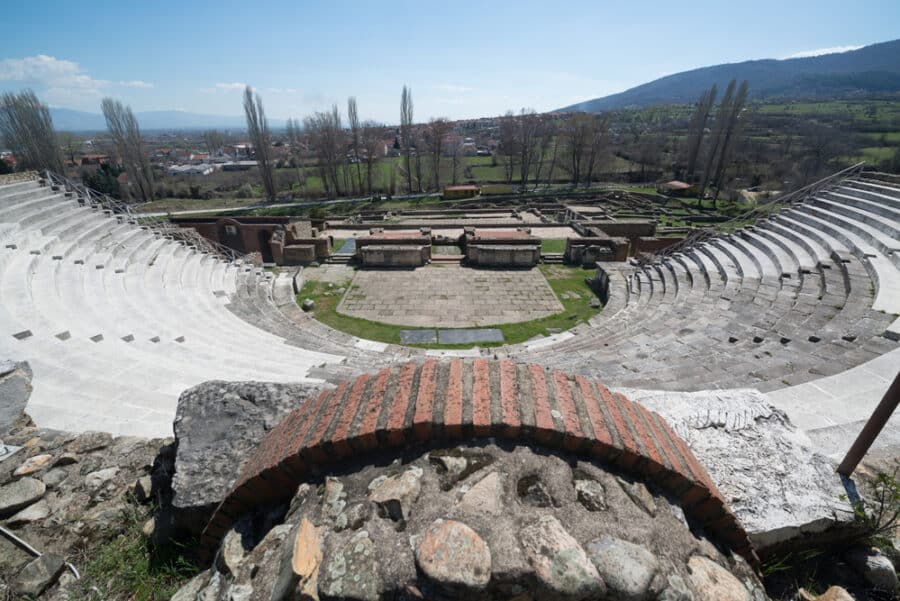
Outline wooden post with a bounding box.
[837,369,900,477]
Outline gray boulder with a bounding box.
[586,536,659,600]
[0,360,31,434]
[0,477,45,517]
[168,380,323,534]
[13,554,65,597]
[519,514,605,600]
[844,546,899,591]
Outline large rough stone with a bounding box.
[659,574,695,601]
[0,476,46,517]
[13,453,53,476]
[429,449,494,490]
[617,477,657,516]
[41,466,69,488]
[132,475,153,504]
[844,546,899,591]
[334,502,371,532]
[586,536,659,601]
[519,515,605,600]
[85,467,120,490]
[687,555,750,601]
[67,431,113,454]
[457,471,503,515]
[270,518,322,601]
[12,553,65,597]
[171,571,212,601]
[517,474,556,508]
[368,466,423,522]
[0,360,31,434]
[574,478,606,512]
[320,530,381,601]
[798,586,854,601]
[215,529,246,576]
[416,519,491,591]
[6,498,50,525]
[323,476,347,520]
[623,387,849,551]
[292,518,322,583]
[169,380,323,525]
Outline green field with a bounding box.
[540,239,567,253]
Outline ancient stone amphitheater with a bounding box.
[2,171,898,447]
[3,169,900,599]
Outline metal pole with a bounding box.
[837,369,900,476]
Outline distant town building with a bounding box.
[80,154,110,166]
[168,164,215,176]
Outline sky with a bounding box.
[0,0,898,124]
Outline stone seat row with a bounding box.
[0,179,347,437]
[505,175,900,389]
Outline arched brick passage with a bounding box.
[200,359,757,566]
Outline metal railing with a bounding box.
[43,170,244,263]
[633,162,867,268]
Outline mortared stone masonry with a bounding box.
[199,359,757,565]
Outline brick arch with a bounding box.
[199,359,757,566]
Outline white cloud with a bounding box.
[782,45,863,59]
[214,82,248,91]
[119,80,153,88]
[0,54,108,94]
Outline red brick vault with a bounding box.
[200,359,757,565]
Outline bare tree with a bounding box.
[412,130,424,192]
[518,109,541,191]
[684,85,717,182]
[348,97,363,195]
[561,113,608,188]
[242,86,276,200]
[530,119,550,187]
[543,120,561,187]
[698,80,736,205]
[583,115,609,186]
[711,80,749,200]
[360,120,382,195]
[498,111,518,184]
[101,97,153,201]
[448,136,462,186]
[400,86,414,193]
[0,89,63,173]
[202,129,224,158]
[304,106,344,197]
[424,117,451,191]
[58,131,78,168]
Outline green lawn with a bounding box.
[541,239,567,253]
[296,264,602,348]
[133,196,261,213]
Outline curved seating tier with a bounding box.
[228,171,899,398]
[506,172,900,390]
[0,178,345,437]
[2,171,899,439]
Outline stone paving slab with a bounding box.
[338,266,563,328]
[438,328,504,344]
[400,329,438,344]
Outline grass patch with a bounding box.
[132,196,260,214]
[296,264,602,348]
[540,239,567,253]
[72,506,196,601]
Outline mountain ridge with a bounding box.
[50,108,287,132]
[559,39,900,112]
